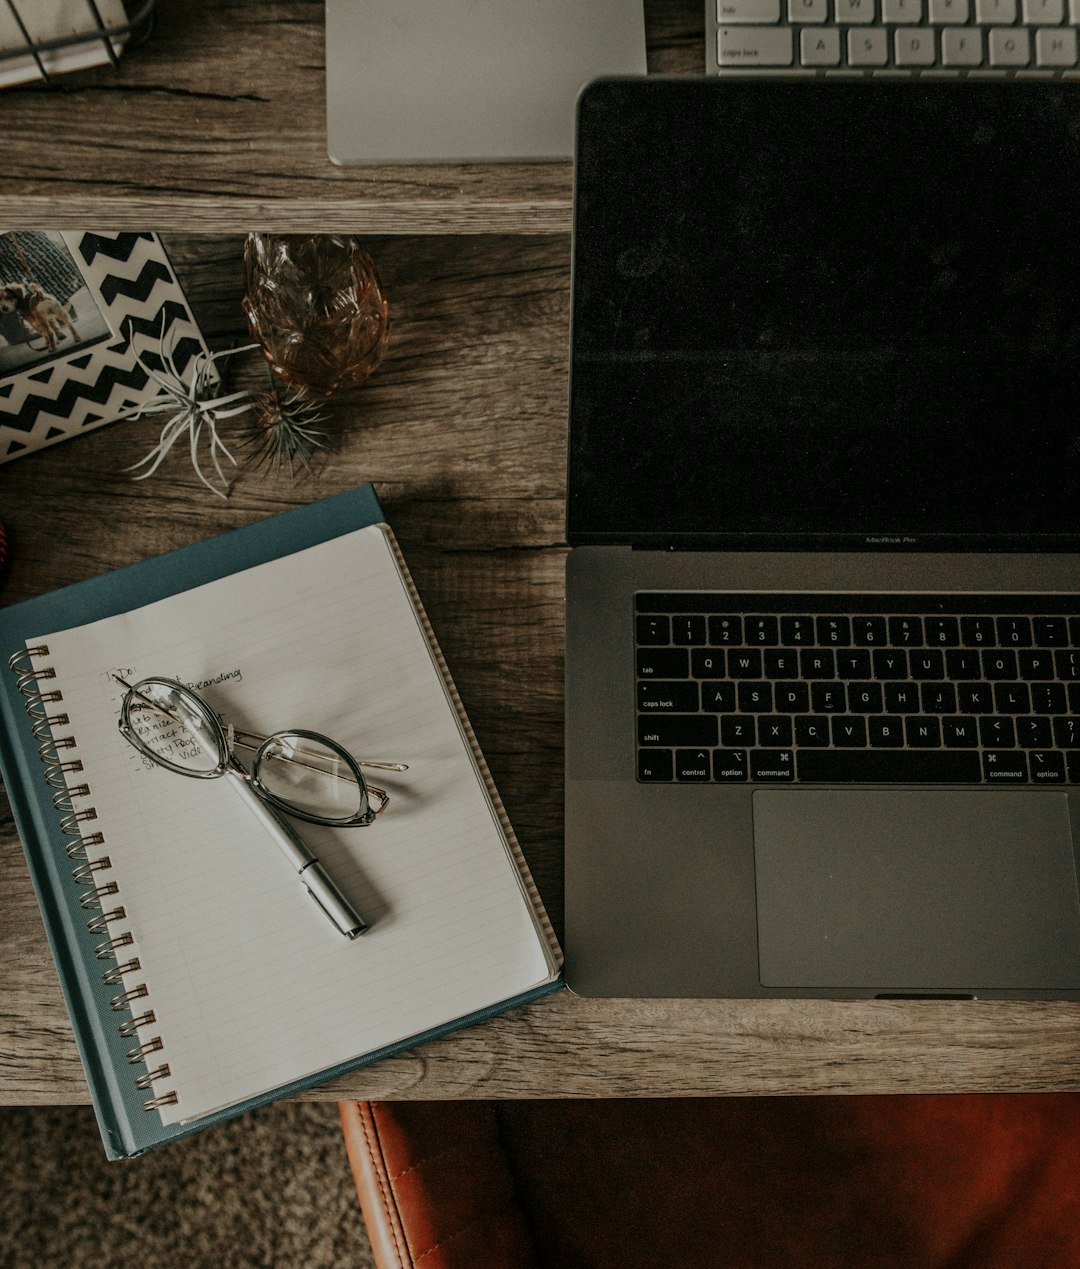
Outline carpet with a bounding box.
[0,1101,375,1268]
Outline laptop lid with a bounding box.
[568,79,1080,553]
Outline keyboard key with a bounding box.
[997,616,1032,647]
[764,649,800,677]
[943,717,978,747]
[873,649,908,679]
[1053,716,1080,748]
[989,25,1031,60]
[983,650,1019,680]
[921,683,957,714]
[883,0,923,17]
[958,682,994,713]
[945,649,981,679]
[925,617,960,646]
[816,616,851,647]
[798,750,981,782]
[811,683,846,713]
[993,682,1030,713]
[832,716,868,746]
[885,682,920,712]
[896,26,937,59]
[759,716,794,746]
[906,716,942,748]
[745,616,779,645]
[713,749,750,782]
[982,750,1028,783]
[1030,683,1067,714]
[868,716,904,747]
[638,715,718,747]
[1055,650,1080,680]
[718,25,795,64]
[718,0,782,20]
[729,649,763,678]
[1029,750,1067,784]
[1068,752,1080,783]
[702,682,737,712]
[889,617,923,646]
[780,616,815,645]
[638,681,700,712]
[790,0,829,17]
[979,717,1016,748]
[1034,617,1069,646]
[836,649,872,678]
[675,749,713,781]
[849,682,884,712]
[794,716,831,746]
[638,749,673,781]
[910,650,945,679]
[738,682,773,712]
[775,682,810,712]
[836,0,876,20]
[802,28,842,64]
[672,615,707,645]
[929,0,970,21]
[721,715,757,746]
[801,649,836,679]
[976,0,1017,18]
[692,648,727,678]
[848,27,890,60]
[709,616,742,645]
[638,647,689,678]
[750,749,795,782]
[1016,716,1053,748]
[851,616,888,645]
[637,615,669,645]
[1023,0,1064,20]
[961,616,996,646]
[1018,650,1055,680]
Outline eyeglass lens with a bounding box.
[254,734,367,822]
[126,679,226,775]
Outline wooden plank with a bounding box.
[0,0,704,233]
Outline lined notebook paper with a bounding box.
[30,523,558,1126]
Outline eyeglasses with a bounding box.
[113,675,408,939]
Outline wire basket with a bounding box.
[1,0,155,86]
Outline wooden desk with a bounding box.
[3,3,1080,1109]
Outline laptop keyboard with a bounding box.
[636,593,1080,785]
[708,0,1080,73]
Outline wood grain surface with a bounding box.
[0,0,704,233]
[3,233,1080,1106]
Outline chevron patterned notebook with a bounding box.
[0,231,210,463]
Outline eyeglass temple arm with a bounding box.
[229,727,408,773]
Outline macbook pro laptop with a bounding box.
[565,78,1080,1000]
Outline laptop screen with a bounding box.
[568,80,1080,551]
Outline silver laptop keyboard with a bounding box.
[708,0,1080,72]
[636,593,1080,784]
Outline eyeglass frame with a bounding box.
[116,675,384,828]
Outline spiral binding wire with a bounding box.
[8,645,177,1113]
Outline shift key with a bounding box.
[719,26,794,65]
[638,714,718,747]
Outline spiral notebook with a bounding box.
[0,486,561,1158]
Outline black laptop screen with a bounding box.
[568,80,1080,550]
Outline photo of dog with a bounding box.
[0,281,79,352]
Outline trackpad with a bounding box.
[753,789,1080,991]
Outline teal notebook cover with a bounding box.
[0,486,561,1159]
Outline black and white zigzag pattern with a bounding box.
[0,233,210,463]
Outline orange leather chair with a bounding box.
[340,1094,1080,1268]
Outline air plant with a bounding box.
[123,323,258,500]
[246,379,329,476]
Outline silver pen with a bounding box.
[223,763,368,939]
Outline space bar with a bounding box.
[796,751,982,783]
